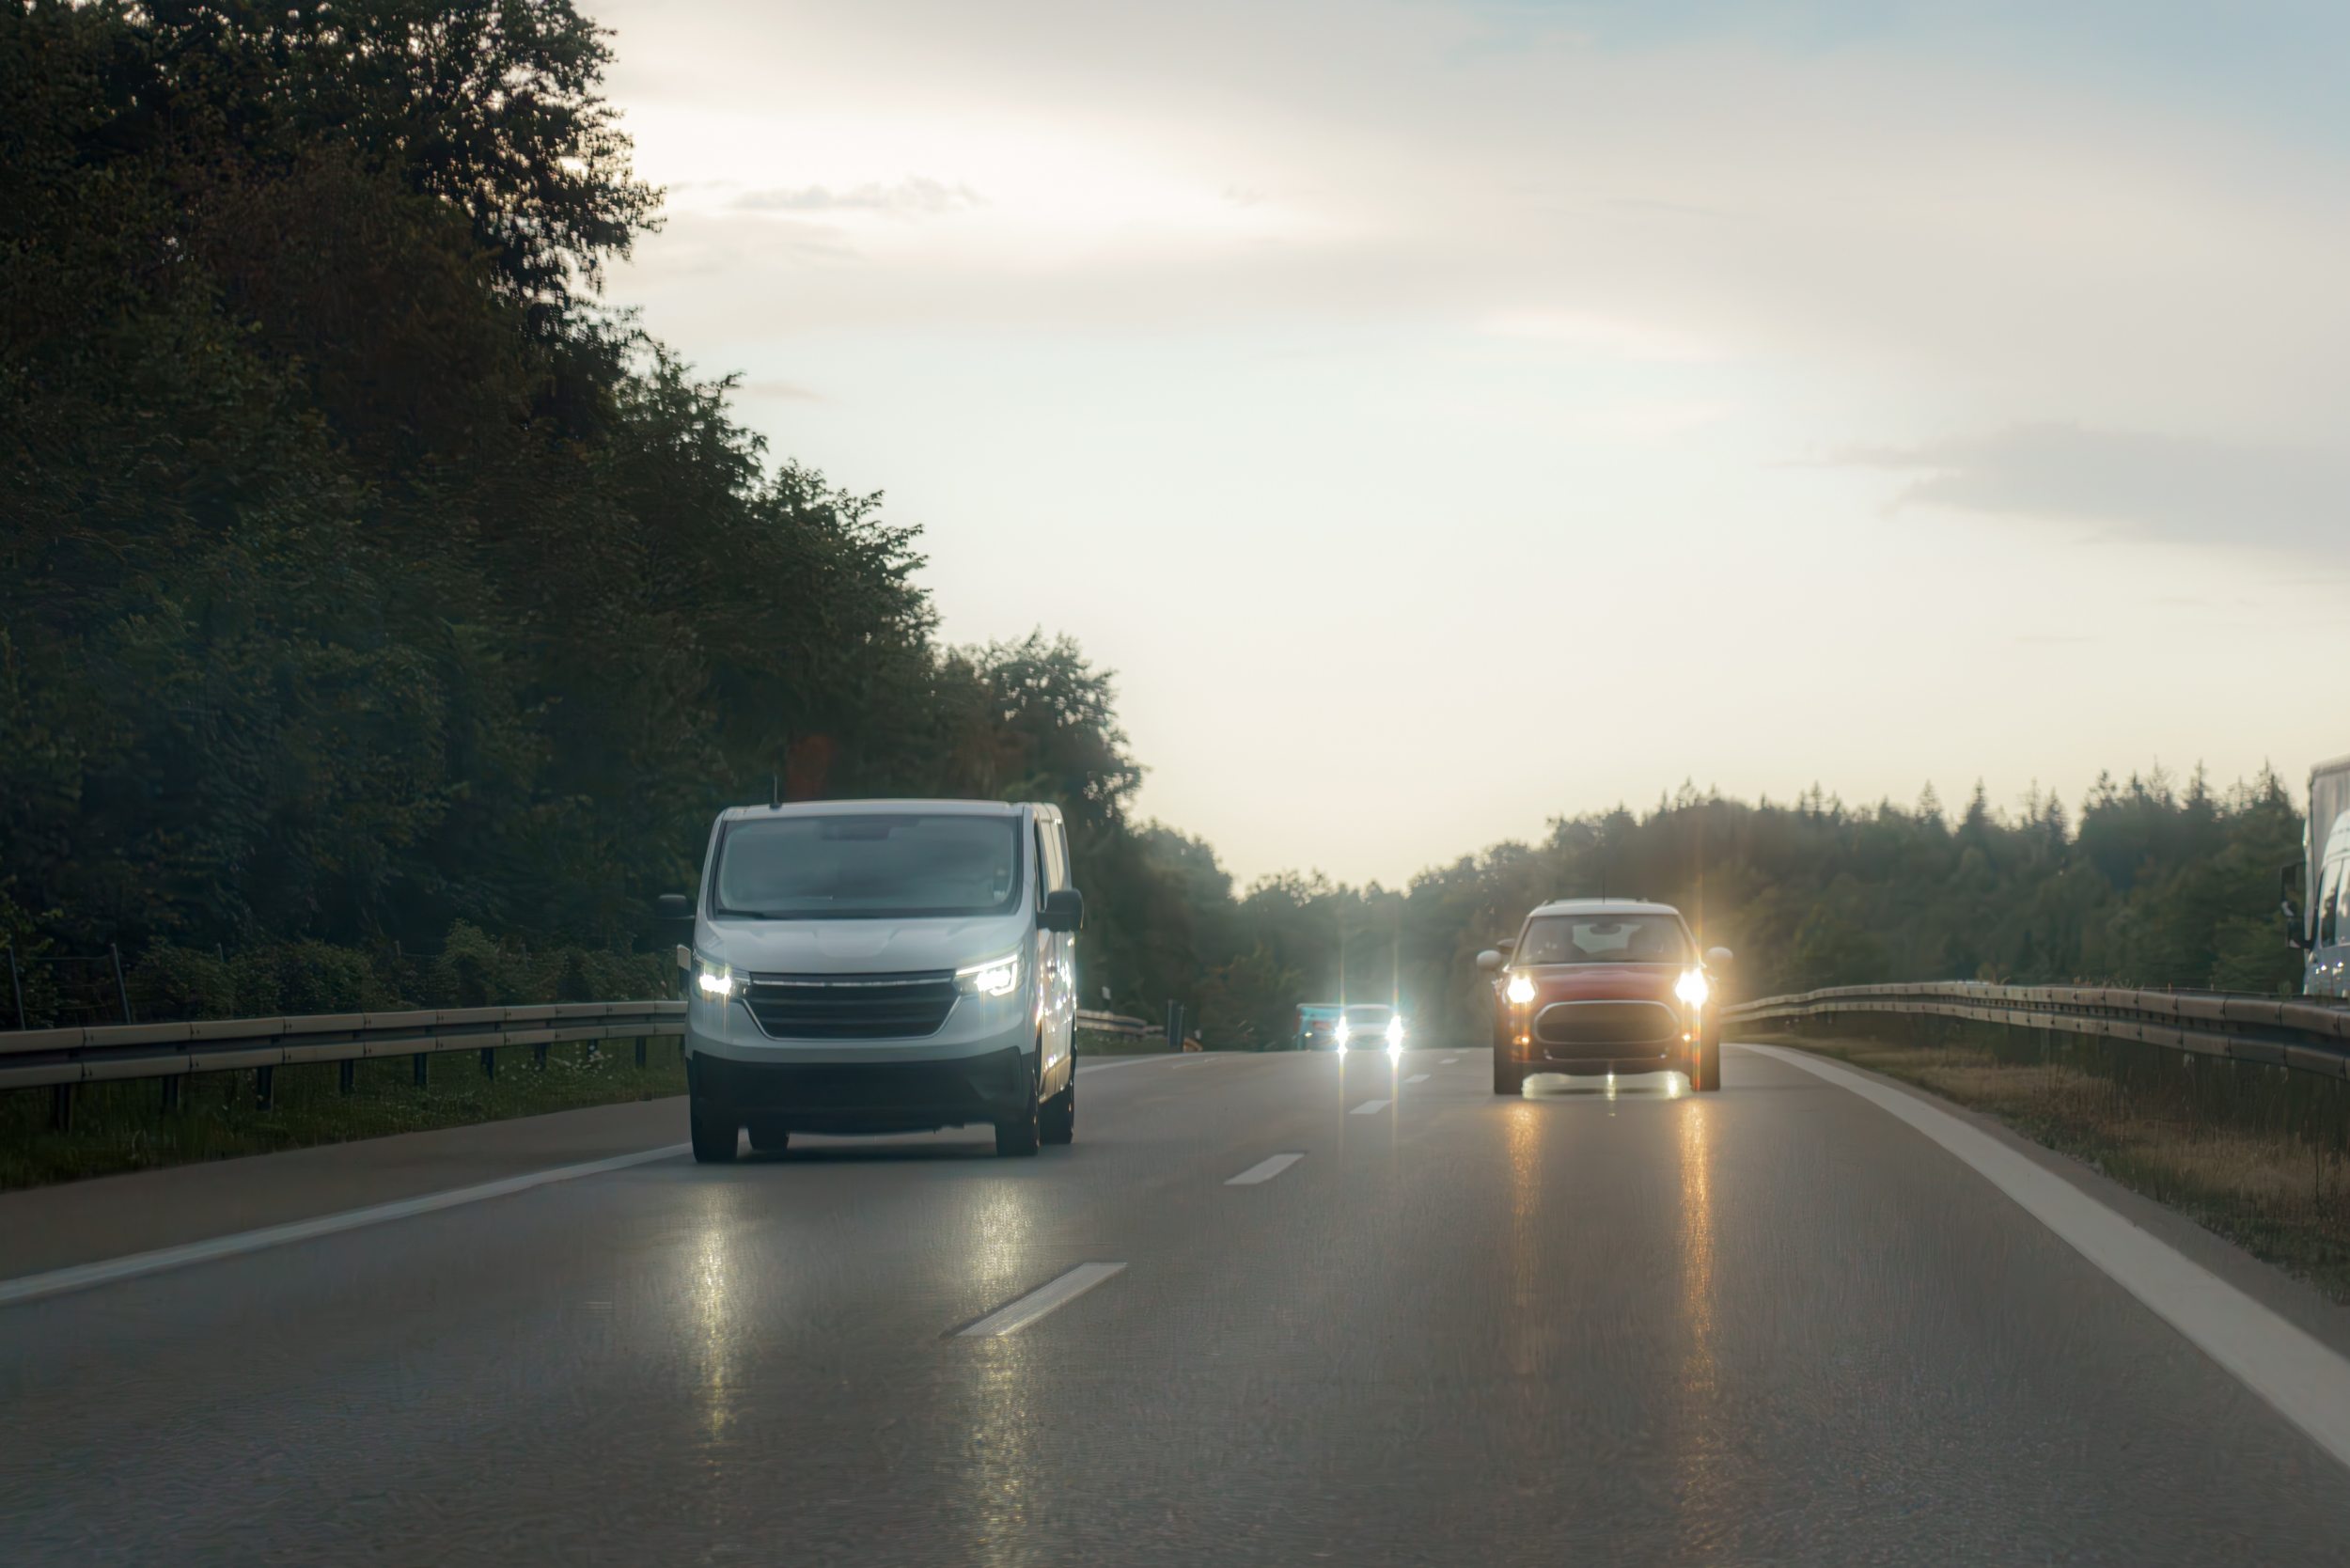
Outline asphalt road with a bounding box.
[5,1046,2350,1565]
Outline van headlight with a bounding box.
[1386,1017,1404,1045]
[1334,1022,1352,1046]
[694,957,736,999]
[1505,973,1536,1005]
[956,952,1022,997]
[1674,968,1711,1008]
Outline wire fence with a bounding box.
[6,945,133,1032]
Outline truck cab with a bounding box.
[2289,756,2350,998]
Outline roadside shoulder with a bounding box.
[0,1094,687,1282]
[1729,1040,2350,1365]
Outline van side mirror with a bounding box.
[1041,888,1085,933]
[1475,949,1503,972]
[1706,946,1733,968]
[656,893,694,920]
[1496,938,1516,954]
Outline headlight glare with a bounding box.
[1675,968,1711,1008]
[1504,973,1536,1005]
[695,958,735,998]
[1386,1017,1404,1045]
[956,953,1021,997]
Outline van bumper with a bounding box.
[686,1045,1033,1134]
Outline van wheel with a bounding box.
[745,1118,791,1153]
[690,1096,739,1164]
[996,1062,1042,1157]
[1041,1070,1075,1145]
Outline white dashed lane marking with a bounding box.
[956,1262,1128,1337]
[1226,1153,1305,1185]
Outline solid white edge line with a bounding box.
[1349,1098,1391,1115]
[1736,1043,2350,1473]
[1440,1058,1459,1065]
[1075,1056,1177,1074]
[957,1262,1128,1336]
[1405,1074,1430,1084]
[0,1143,691,1309]
[1226,1153,1305,1185]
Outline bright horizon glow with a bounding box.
[598,0,2350,887]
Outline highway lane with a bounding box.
[5,1047,2350,1564]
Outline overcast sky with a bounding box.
[596,0,2350,886]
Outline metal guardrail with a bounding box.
[1724,981,2350,1079]
[1074,1009,1154,1039]
[0,1000,687,1094]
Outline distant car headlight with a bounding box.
[956,952,1022,997]
[1386,1017,1404,1045]
[1675,968,1711,1008]
[1505,973,1536,1005]
[694,957,736,998]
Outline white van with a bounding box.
[659,799,1084,1162]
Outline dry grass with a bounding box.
[1762,1029,2350,1301]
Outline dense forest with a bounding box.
[0,1,2311,1038]
[1,0,1190,1017]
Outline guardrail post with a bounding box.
[413,1052,428,1089]
[480,1046,497,1079]
[161,1074,180,1112]
[533,1043,548,1070]
[110,943,133,1024]
[338,1059,355,1094]
[50,1082,71,1132]
[6,943,23,1031]
[634,1036,647,1068]
[256,1065,274,1109]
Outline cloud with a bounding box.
[732,177,983,217]
[1844,423,2350,550]
[1480,310,1725,362]
[736,380,824,402]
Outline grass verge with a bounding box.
[1,1038,687,1192]
[1756,1027,2350,1302]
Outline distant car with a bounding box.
[1477,899,1729,1094]
[1334,1002,1406,1051]
[1295,1003,1343,1050]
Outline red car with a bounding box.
[1477,899,1730,1095]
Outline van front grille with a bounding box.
[743,971,959,1041]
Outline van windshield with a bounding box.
[712,813,1023,919]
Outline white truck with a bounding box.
[2287,754,2350,997]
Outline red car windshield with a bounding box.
[1516,914,1689,965]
